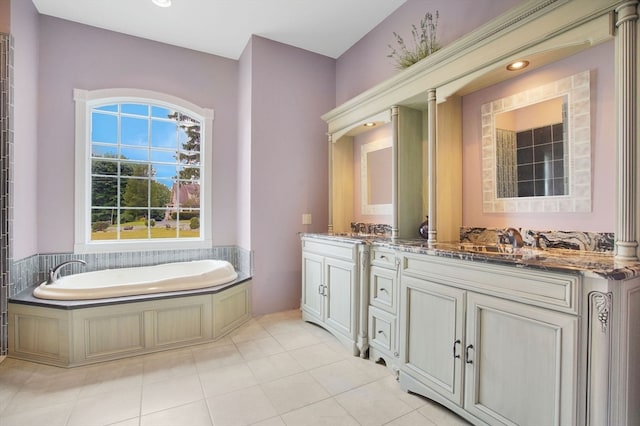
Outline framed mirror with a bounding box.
[481,71,591,213]
[361,138,392,215]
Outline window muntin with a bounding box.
[90,102,202,241]
[74,88,213,253]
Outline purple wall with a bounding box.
[249,36,334,314]
[336,0,523,104]
[10,0,39,259]
[36,16,239,253]
[1,0,9,32]
[462,42,615,232]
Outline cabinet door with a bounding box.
[400,276,466,406]
[325,257,357,339]
[464,293,577,426]
[301,251,324,321]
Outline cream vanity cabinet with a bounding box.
[398,252,579,426]
[368,246,401,373]
[301,235,368,356]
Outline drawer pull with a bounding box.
[379,287,388,293]
[465,344,474,364]
[453,339,461,359]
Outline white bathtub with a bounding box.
[32,259,238,300]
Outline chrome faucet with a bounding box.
[47,259,87,284]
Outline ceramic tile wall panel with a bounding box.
[0,33,13,356]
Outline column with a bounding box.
[615,1,639,261]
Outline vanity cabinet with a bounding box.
[398,252,578,425]
[300,236,368,356]
[368,246,401,373]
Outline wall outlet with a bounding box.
[302,213,312,225]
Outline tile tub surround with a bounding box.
[0,309,470,426]
[9,246,252,297]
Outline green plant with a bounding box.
[190,217,200,230]
[387,11,440,69]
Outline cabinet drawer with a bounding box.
[302,238,358,262]
[369,306,396,354]
[370,266,397,313]
[402,253,579,314]
[371,247,397,269]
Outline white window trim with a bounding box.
[74,88,214,253]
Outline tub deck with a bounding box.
[8,274,252,367]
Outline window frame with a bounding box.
[74,88,214,253]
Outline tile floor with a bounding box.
[0,309,470,426]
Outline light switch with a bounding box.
[302,213,312,225]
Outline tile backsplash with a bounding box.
[460,227,614,253]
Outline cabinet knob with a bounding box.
[453,339,461,359]
[465,344,474,364]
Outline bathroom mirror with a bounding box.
[482,71,591,213]
[361,138,392,215]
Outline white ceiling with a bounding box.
[31,0,407,60]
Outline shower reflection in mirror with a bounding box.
[495,96,568,198]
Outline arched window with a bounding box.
[74,89,214,253]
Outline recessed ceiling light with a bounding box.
[506,60,530,71]
[152,0,172,7]
[364,122,376,127]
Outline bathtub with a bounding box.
[32,259,238,300]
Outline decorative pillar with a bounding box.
[391,106,399,238]
[427,89,437,244]
[615,1,639,261]
[327,133,333,235]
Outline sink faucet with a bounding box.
[47,259,87,284]
[503,228,524,249]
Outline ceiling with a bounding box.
[31,0,407,60]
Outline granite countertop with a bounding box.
[301,233,640,281]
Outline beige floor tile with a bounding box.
[417,399,472,425]
[246,352,305,383]
[142,348,197,384]
[334,380,414,426]
[250,416,286,426]
[376,374,428,410]
[383,410,437,426]
[109,417,141,426]
[0,401,74,426]
[288,342,350,370]
[67,386,141,426]
[281,398,359,426]
[199,362,258,398]
[141,399,213,426]
[141,373,204,415]
[79,359,143,398]
[260,371,330,414]
[271,328,328,351]
[207,385,278,426]
[309,358,380,395]
[236,336,286,360]
[192,342,246,373]
[4,373,85,415]
[230,320,272,343]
